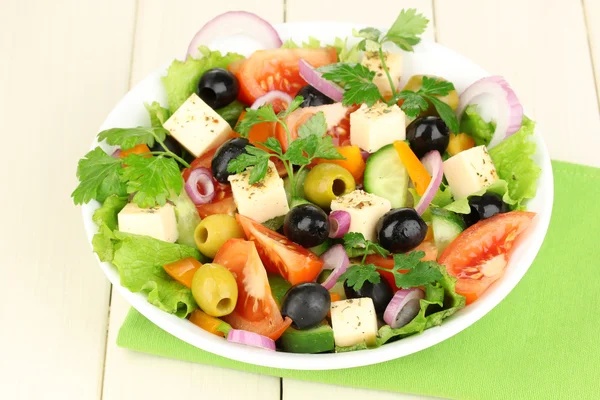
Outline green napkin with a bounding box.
[118,160,600,400]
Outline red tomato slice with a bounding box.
[438,211,535,305]
[236,214,324,285]
[366,241,439,291]
[276,103,356,151]
[213,239,292,340]
[230,48,337,110]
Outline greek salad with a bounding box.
[72,9,540,353]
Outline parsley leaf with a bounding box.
[280,96,304,117]
[396,90,429,118]
[121,154,183,207]
[321,64,381,107]
[383,8,429,51]
[425,95,460,133]
[71,147,127,205]
[235,105,279,137]
[343,232,390,259]
[419,76,455,96]
[338,264,381,291]
[226,146,272,184]
[353,27,382,42]
[298,112,327,138]
[390,251,443,289]
[97,126,167,150]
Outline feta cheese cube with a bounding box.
[350,103,406,153]
[330,190,391,241]
[163,93,232,157]
[361,51,403,98]
[117,203,178,243]
[443,145,499,200]
[330,298,378,348]
[228,161,290,223]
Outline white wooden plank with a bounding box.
[287,0,434,40]
[434,0,600,167]
[102,1,283,399]
[0,1,136,399]
[283,4,439,399]
[583,0,600,103]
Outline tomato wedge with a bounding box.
[438,211,535,304]
[213,239,292,340]
[231,48,337,110]
[366,241,439,291]
[236,214,324,285]
[276,103,353,151]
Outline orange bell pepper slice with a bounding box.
[163,257,202,289]
[393,141,431,196]
[119,144,152,158]
[314,145,366,181]
[189,310,231,337]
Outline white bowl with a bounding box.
[82,22,553,370]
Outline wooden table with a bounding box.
[1,0,599,399]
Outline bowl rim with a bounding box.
[81,21,554,370]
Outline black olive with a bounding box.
[283,204,329,248]
[281,283,331,330]
[376,208,428,253]
[197,68,239,109]
[211,138,250,183]
[297,85,334,108]
[406,116,450,158]
[149,134,183,156]
[344,280,393,317]
[463,193,510,227]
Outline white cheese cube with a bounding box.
[361,51,403,98]
[228,161,289,223]
[443,145,499,200]
[163,93,232,157]
[350,103,406,153]
[117,203,178,243]
[330,298,378,348]
[330,190,391,241]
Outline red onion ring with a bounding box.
[186,11,282,59]
[360,150,370,162]
[328,210,351,238]
[250,90,293,110]
[185,167,215,205]
[320,244,350,290]
[415,151,443,215]
[227,329,276,351]
[383,288,425,328]
[456,75,523,148]
[111,149,121,158]
[298,59,344,102]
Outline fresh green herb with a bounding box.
[144,102,171,128]
[71,147,127,205]
[381,8,429,51]
[227,97,344,196]
[342,232,390,261]
[97,126,167,150]
[281,36,362,63]
[321,63,380,107]
[339,249,443,291]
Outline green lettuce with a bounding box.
[163,46,244,113]
[92,224,119,263]
[92,195,127,231]
[216,100,245,128]
[144,101,171,128]
[281,36,361,63]
[489,116,540,205]
[460,104,496,146]
[171,190,202,250]
[443,179,516,214]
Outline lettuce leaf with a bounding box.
[489,116,540,205]
[216,100,245,128]
[163,46,244,113]
[92,194,127,231]
[144,101,171,128]
[460,104,496,146]
[171,190,202,250]
[281,36,361,63]
[443,179,516,214]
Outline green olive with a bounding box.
[192,263,238,317]
[402,75,459,114]
[303,164,356,209]
[194,214,244,258]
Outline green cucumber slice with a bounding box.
[431,208,465,252]
[364,144,409,208]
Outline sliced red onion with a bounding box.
[360,150,370,163]
[226,329,276,351]
[298,59,344,102]
[415,151,443,215]
[456,76,523,148]
[250,90,293,110]
[328,210,351,239]
[320,244,350,290]
[383,288,425,328]
[186,11,282,59]
[111,149,121,158]
[185,167,215,205]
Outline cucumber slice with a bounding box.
[364,144,409,208]
[278,323,334,354]
[431,208,465,252]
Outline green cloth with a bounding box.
[118,160,600,399]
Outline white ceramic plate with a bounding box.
[81,21,554,370]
